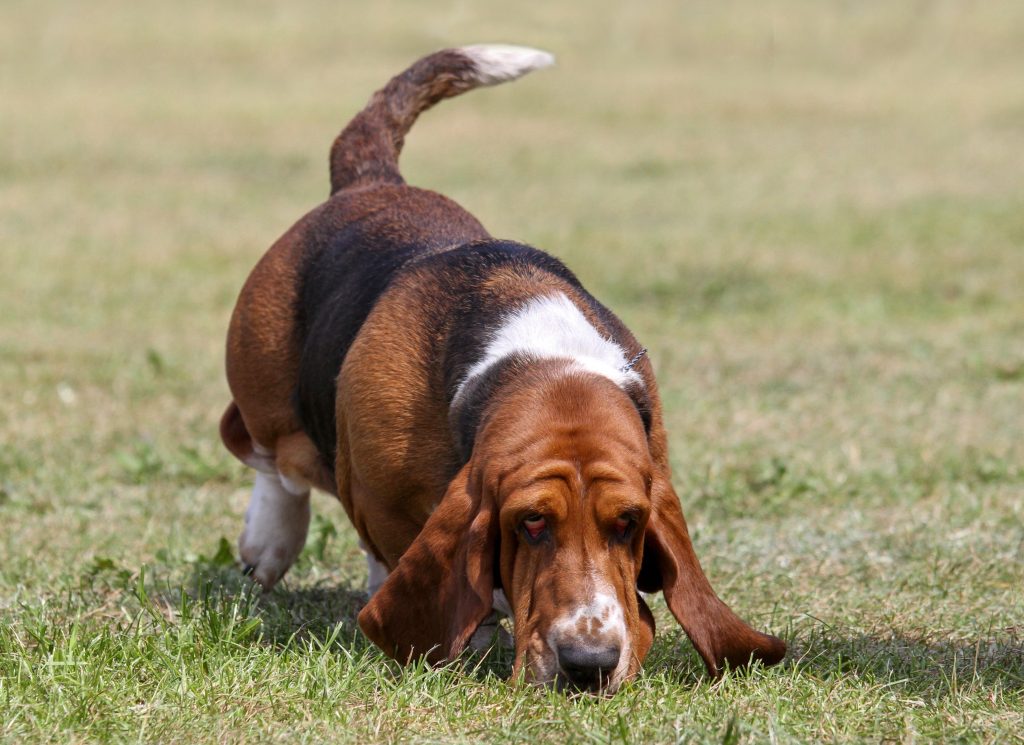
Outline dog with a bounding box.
[219,44,785,693]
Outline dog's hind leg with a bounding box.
[222,405,324,589]
[239,466,311,590]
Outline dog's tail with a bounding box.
[329,45,554,194]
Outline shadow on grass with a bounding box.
[257,577,517,680]
[176,562,520,684]
[174,562,518,680]
[648,625,1024,696]
[786,627,1024,695]
[255,582,367,646]
[170,563,1023,695]
[172,562,369,646]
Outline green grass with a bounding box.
[2,0,1023,741]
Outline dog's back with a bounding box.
[293,46,559,467]
[222,46,554,481]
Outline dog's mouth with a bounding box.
[552,670,621,696]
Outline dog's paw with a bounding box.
[469,613,514,652]
[238,472,310,589]
[361,541,390,598]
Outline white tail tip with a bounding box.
[459,44,555,86]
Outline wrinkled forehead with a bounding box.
[499,455,653,527]
[485,366,652,451]
[482,375,656,519]
[513,412,651,481]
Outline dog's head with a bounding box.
[358,371,784,693]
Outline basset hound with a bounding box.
[220,44,785,693]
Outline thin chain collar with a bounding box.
[621,347,647,374]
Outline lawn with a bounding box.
[2,0,1022,742]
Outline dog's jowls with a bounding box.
[219,44,785,693]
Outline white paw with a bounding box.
[239,471,310,589]
[469,612,514,652]
[361,541,390,597]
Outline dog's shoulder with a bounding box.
[291,184,489,462]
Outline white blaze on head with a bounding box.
[550,591,626,639]
[453,293,643,403]
[544,578,630,687]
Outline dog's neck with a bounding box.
[449,358,650,465]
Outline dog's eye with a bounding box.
[522,514,547,541]
[613,514,635,540]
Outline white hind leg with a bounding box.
[239,470,311,589]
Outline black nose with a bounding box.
[557,644,621,690]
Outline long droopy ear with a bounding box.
[358,464,495,663]
[638,471,786,676]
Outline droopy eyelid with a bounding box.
[595,502,648,529]
[502,499,559,534]
[502,481,569,518]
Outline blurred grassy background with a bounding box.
[1,1,1022,742]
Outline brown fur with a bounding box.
[221,46,785,691]
[330,50,477,192]
[222,184,487,486]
